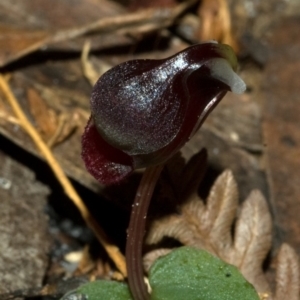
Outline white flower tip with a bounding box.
[209,58,246,94]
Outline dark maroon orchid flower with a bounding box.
[82,42,245,185]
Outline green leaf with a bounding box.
[149,246,260,300]
[61,280,133,300]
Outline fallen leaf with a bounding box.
[0,25,50,67]
[129,0,176,11]
[27,88,58,142]
[47,112,80,148]
[0,0,198,67]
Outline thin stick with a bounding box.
[0,75,127,277]
[126,165,164,300]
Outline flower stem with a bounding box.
[126,165,164,300]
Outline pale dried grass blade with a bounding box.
[201,170,238,250]
[232,190,272,293]
[81,40,100,86]
[274,243,300,300]
[81,40,111,86]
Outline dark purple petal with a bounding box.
[82,42,245,184]
[81,118,133,185]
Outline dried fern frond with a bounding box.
[229,190,272,293]
[145,169,300,299]
[274,243,299,300]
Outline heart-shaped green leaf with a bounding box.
[61,280,132,300]
[149,247,260,300]
[61,247,259,300]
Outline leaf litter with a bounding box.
[145,152,300,299]
[0,0,299,299]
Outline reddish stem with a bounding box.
[126,165,164,300]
